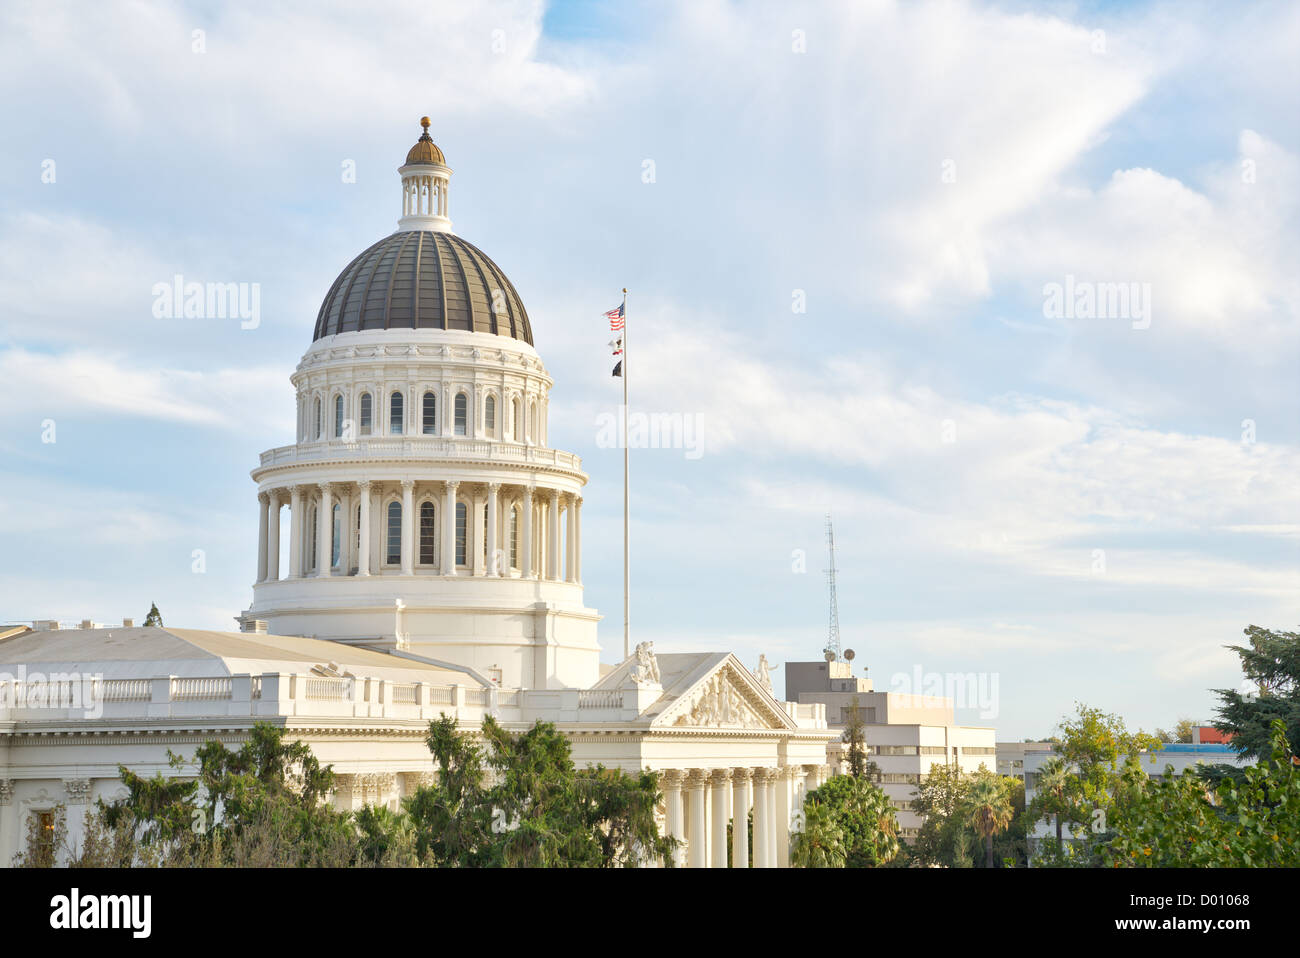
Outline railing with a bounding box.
[173,677,232,700]
[577,690,623,710]
[429,687,454,705]
[258,438,583,472]
[390,683,418,704]
[497,689,520,707]
[103,679,151,702]
[464,688,489,707]
[250,676,263,700]
[304,677,352,700]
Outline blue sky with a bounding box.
[0,0,1296,739]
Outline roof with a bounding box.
[312,231,533,345]
[0,626,466,683]
[405,117,446,166]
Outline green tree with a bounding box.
[1213,625,1300,762]
[142,602,163,627]
[1035,756,1070,847]
[801,774,899,867]
[910,762,970,867]
[790,798,847,868]
[966,769,1014,868]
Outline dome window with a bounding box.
[390,391,404,435]
[419,502,437,565]
[455,502,468,566]
[313,397,323,440]
[485,395,497,436]
[509,505,520,569]
[454,393,468,436]
[333,394,344,439]
[386,501,402,565]
[422,391,438,435]
[359,393,372,436]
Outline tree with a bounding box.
[1213,625,1300,762]
[1035,756,1070,847]
[910,762,970,867]
[800,774,900,867]
[142,602,163,627]
[842,699,878,779]
[966,769,1014,868]
[790,798,847,868]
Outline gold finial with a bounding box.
[420,116,431,132]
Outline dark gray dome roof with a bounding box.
[313,231,532,345]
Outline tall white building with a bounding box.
[0,120,839,868]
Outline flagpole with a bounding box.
[621,288,630,661]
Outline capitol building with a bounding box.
[0,120,837,868]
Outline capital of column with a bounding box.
[288,483,303,500]
[710,768,732,786]
[358,479,372,493]
[660,768,684,789]
[401,479,415,492]
[730,767,752,782]
[487,481,501,493]
[257,491,269,505]
[548,487,560,504]
[684,768,708,791]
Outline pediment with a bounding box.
[653,656,795,731]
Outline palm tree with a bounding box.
[790,799,847,868]
[967,774,1013,868]
[1037,756,1070,846]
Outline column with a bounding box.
[266,490,280,581]
[766,770,779,868]
[316,483,333,576]
[338,487,352,573]
[486,483,500,576]
[443,480,458,573]
[400,480,415,575]
[565,495,577,582]
[732,768,751,869]
[357,481,371,576]
[472,490,485,576]
[521,486,534,578]
[711,769,730,868]
[804,764,819,798]
[547,489,560,580]
[574,496,582,583]
[662,770,685,867]
[256,492,269,582]
[775,767,792,868]
[686,770,707,869]
[752,769,770,868]
[288,486,303,578]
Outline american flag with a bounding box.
[604,303,625,330]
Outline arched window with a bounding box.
[359,393,372,436]
[313,397,322,440]
[455,502,467,566]
[386,501,402,565]
[333,394,344,439]
[512,398,522,441]
[390,391,404,435]
[419,501,436,565]
[308,505,318,571]
[454,393,468,436]
[528,400,536,442]
[331,503,342,568]
[509,505,519,569]
[422,391,437,435]
[485,395,496,436]
[483,503,490,563]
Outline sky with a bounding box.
[0,0,1296,740]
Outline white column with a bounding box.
[486,483,500,576]
[521,486,534,578]
[766,770,779,868]
[338,488,352,573]
[316,483,332,576]
[266,490,280,581]
[443,480,458,573]
[711,769,730,868]
[752,769,770,868]
[732,768,751,868]
[574,496,582,583]
[565,494,577,582]
[287,486,302,578]
[663,770,684,868]
[357,481,371,576]
[472,490,485,576]
[804,764,819,798]
[776,766,792,868]
[687,771,707,869]
[547,489,560,580]
[256,492,269,582]
[400,480,414,575]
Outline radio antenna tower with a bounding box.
[823,513,842,662]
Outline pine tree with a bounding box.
[143,603,163,627]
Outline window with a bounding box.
[509,505,519,568]
[308,505,318,571]
[455,502,467,565]
[331,503,341,568]
[390,391,404,435]
[360,393,372,435]
[422,391,437,435]
[356,505,362,557]
[34,810,57,866]
[485,394,496,435]
[386,501,401,564]
[333,394,344,438]
[454,393,468,436]
[313,397,322,439]
[512,398,522,441]
[483,503,489,563]
[419,501,436,564]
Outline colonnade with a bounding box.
[255,481,581,584]
[659,764,831,868]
